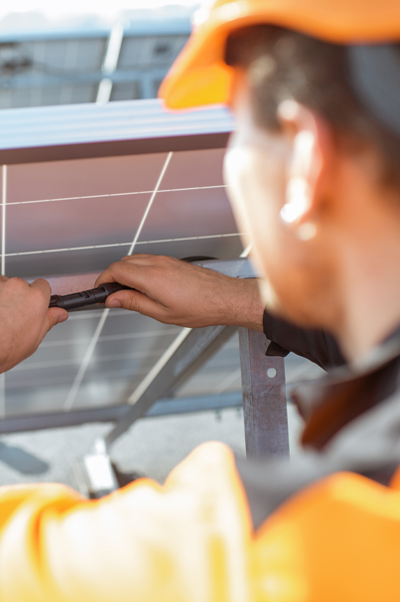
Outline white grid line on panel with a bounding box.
[96,22,124,103]
[128,326,192,406]
[7,185,229,206]
[127,152,173,256]
[1,165,7,276]
[240,242,252,258]
[5,233,241,257]
[63,152,173,411]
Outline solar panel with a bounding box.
[23,37,106,72]
[118,35,188,70]
[0,36,108,109]
[0,99,245,427]
[0,23,191,109]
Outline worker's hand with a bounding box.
[0,276,68,373]
[95,254,264,331]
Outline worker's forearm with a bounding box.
[95,255,265,331]
[218,276,265,331]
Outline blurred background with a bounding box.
[0,0,198,109]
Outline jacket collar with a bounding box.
[291,325,400,450]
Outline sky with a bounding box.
[0,0,199,22]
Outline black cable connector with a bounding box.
[49,283,131,311]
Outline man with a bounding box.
[1,0,400,599]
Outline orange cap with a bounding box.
[159,0,400,110]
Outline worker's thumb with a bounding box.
[39,307,68,341]
[106,289,161,318]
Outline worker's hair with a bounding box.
[225,25,400,190]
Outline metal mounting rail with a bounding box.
[239,328,289,458]
[104,323,237,447]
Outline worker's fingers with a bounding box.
[105,289,167,321]
[30,277,52,300]
[30,280,68,340]
[0,275,8,283]
[95,267,118,287]
[95,261,150,292]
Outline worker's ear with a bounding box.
[277,100,334,240]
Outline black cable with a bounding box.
[49,282,132,311]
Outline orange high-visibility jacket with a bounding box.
[0,444,400,602]
[2,318,400,601]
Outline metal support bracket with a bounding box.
[239,328,289,458]
[104,323,237,448]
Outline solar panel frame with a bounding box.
[0,99,232,163]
